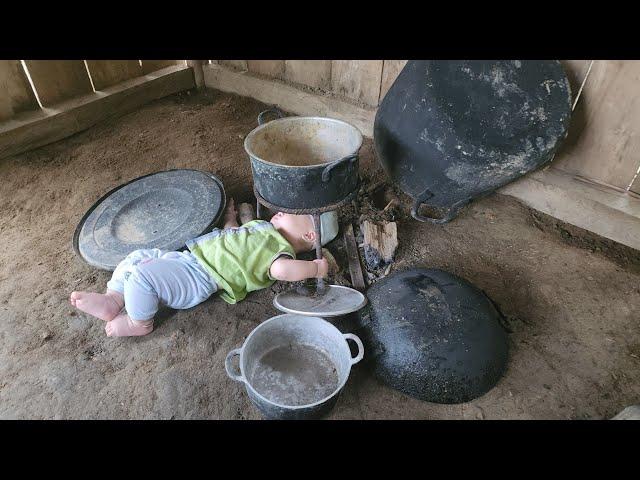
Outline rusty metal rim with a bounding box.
[253,186,356,214]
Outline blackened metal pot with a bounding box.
[244,109,363,210]
[356,268,509,404]
[374,60,572,223]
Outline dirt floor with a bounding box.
[1,89,639,420]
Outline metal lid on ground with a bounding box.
[273,284,367,317]
[74,169,225,271]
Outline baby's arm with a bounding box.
[270,257,329,282]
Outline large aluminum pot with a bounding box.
[225,314,364,420]
[244,109,363,210]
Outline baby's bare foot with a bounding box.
[238,202,256,225]
[105,312,154,337]
[223,197,239,228]
[224,198,237,218]
[70,290,124,322]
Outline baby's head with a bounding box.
[270,211,339,253]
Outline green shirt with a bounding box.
[186,220,296,304]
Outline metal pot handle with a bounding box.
[343,333,365,365]
[224,348,246,383]
[321,154,359,183]
[411,190,469,224]
[257,108,285,125]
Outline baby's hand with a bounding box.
[313,258,329,278]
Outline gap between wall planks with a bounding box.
[23,60,94,107]
[85,60,144,91]
[552,60,640,190]
[0,65,195,160]
[0,60,39,121]
[630,172,640,194]
[379,60,408,103]
[562,60,592,102]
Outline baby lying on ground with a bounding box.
[70,199,337,338]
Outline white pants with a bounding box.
[106,249,217,321]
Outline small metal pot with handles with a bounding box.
[225,314,364,420]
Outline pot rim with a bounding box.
[238,313,355,411]
[244,116,364,170]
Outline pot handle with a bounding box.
[224,348,246,383]
[321,154,359,182]
[343,333,365,365]
[411,190,469,224]
[258,107,285,125]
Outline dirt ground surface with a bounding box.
[1,89,639,420]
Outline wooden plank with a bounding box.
[203,63,376,137]
[85,60,143,90]
[631,173,640,194]
[186,60,205,88]
[23,60,93,107]
[0,65,194,160]
[284,60,331,90]
[219,60,247,71]
[361,220,398,269]
[560,60,591,102]
[330,60,384,107]
[141,60,182,75]
[379,60,407,103]
[553,60,640,189]
[0,60,39,121]
[343,223,366,291]
[556,60,592,164]
[0,92,11,121]
[500,167,640,252]
[247,60,285,79]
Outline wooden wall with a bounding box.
[0,60,193,161]
[551,60,640,193]
[210,59,640,194]
[213,60,403,108]
[0,60,183,120]
[0,60,39,121]
[3,59,639,195]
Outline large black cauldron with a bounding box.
[374,60,572,223]
[357,268,509,404]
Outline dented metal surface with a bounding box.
[245,114,363,209]
[374,60,572,223]
[357,268,509,404]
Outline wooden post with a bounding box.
[343,223,366,291]
[313,213,325,292]
[187,60,205,89]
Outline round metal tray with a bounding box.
[73,169,226,271]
